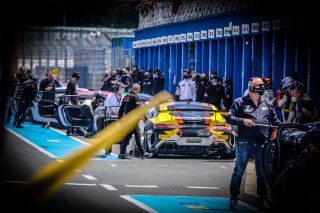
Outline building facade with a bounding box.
[133,0,318,105]
[18,26,134,90]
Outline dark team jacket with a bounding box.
[204,84,225,108]
[101,75,117,92]
[226,95,281,143]
[296,93,316,124]
[142,77,153,95]
[66,80,78,105]
[20,84,38,104]
[39,78,61,92]
[118,91,141,117]
[153,73,165,95]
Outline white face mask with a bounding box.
[212,82,218,86]
[291,96,297,102]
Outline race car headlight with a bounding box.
[153,124,178,130]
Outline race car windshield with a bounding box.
[171,110,214,117]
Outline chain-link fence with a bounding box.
[18,27,134,90]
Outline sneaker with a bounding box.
[229,199,237,210]
[66,129,71,136]
[84,132,93,138]
[128,150,133,156]
[143,152,153,158]
[260,200,271,210]
[118,154,131,159]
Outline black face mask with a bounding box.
[183,75,188,79]
[255,90,264,96]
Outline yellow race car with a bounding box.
[144,101,236,158]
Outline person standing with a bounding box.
[13,78,38,128]
[204,76,225,110]
[290,81,318,124]
[226,77,281,210]
[196,73,209,102]
[65,71,81,136]
[153,68,165,95]
[39,70,62,92]
[101,70,118,92]
[176,69,196,102]
[117,83,151,159]
[104,82,125,117]
[141,70,153,95]
[223,78,233,111]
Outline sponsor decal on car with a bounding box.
[186,139,202,143]
[197,131,211,136]
[159,134,170,139]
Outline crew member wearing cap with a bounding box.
[290,81,317,124]
[65,71,81,136]
[226,77,281,210]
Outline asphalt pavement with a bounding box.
[0,122,266,212]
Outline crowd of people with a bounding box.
[6,65,320,210]
[7,65,318,131]
[100,65,165,96]
[175,69,233,111]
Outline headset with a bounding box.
[45,70,51,76]
[114,83,124,92]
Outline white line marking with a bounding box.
[220,166,227,169]
[3,180,29,184]
[50,128,90,146]
[186,186,220,189]
[5,127,57,158]
[125,185,158,188]
[110,164,117,167]
[121,195,158,213]
[75,170,82,172]
[65,183,96,186]
[109,153,118,157]
[47,139,60,143]
[56,159,64,163]
[52,128,119,157]
[100,184,118,190]
[82,175,97,180]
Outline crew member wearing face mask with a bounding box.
[203,76,225,110]
[141,71,153,95]
[226,77,281,210]
[101,70,118,92]
[176,69,196,102]
[196,73,209,102]
[289,81,317,124]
